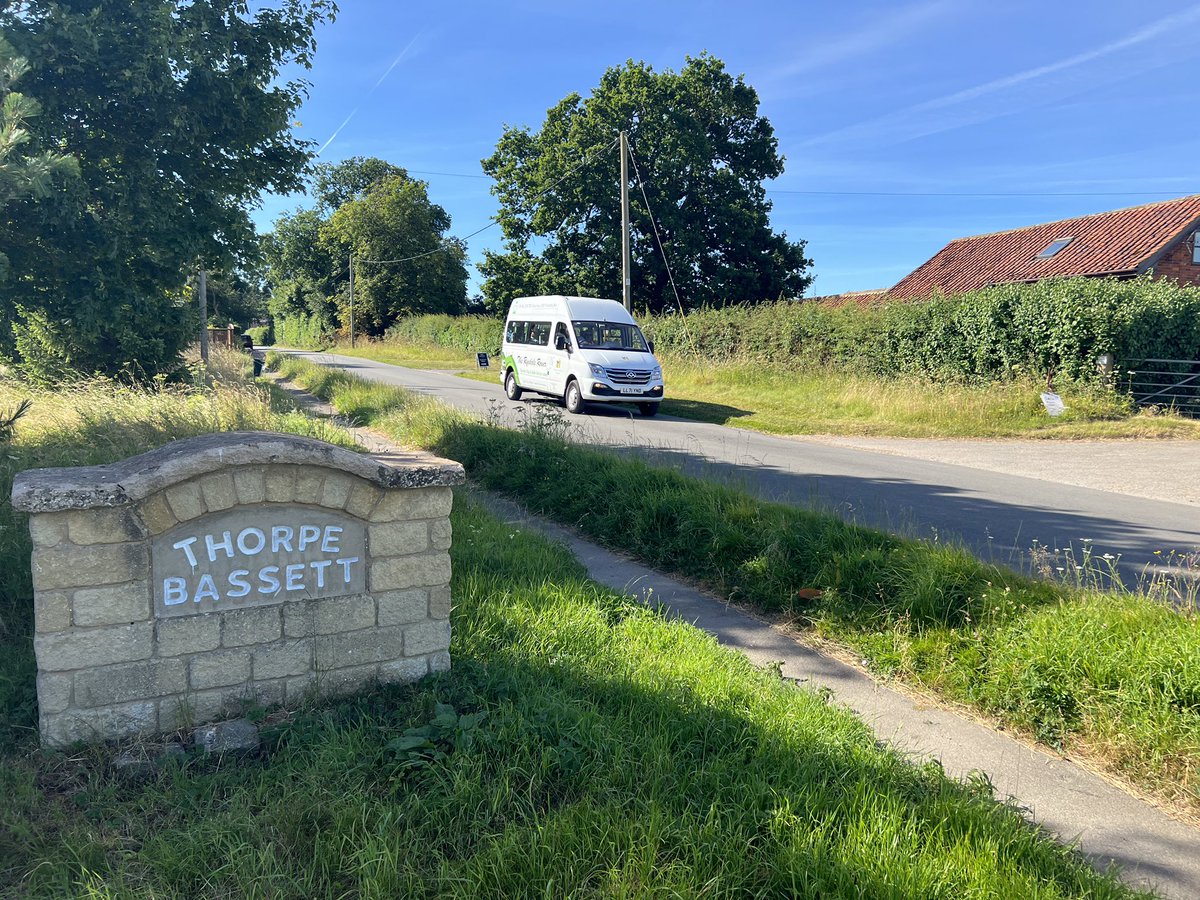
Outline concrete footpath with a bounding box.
[481,493,1199,899]
[275,376,1199,898]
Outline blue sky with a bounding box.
[253,1,1200,298]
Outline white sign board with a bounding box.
[152,507,367,616]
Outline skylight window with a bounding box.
[1037,238,1072,259]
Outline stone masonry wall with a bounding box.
[14,433,464,748]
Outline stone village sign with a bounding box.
[11,431,464,747]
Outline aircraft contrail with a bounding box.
[317,31,425,157]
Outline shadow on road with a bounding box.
[660,397,752,424]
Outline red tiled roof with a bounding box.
[889,195,1200,300]
[805,289,889,308]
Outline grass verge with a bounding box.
[658,357,1200,439]
[0,364,1146,896]
[333,336,1200,438]
[269,351,1200,815]
[329,339,481,370]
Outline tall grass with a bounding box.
[269,352,1200,812]
[0,364,353,752]
[0,500,1145,897]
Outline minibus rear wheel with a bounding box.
[638,402,659,417]
[505,370,523,401]
[564,379,586,414]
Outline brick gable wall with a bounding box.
[1149,231,1200,286]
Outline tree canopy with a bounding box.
[265,157,468,340]
[0,35,77,286]
[0,0,336,377]
[0,36,76,208]
[479,54,813,315]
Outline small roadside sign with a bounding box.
[476,352,490,368]
[1040,391,1065,417]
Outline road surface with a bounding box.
[285,350,1200,593]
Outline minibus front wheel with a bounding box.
[638,402,659,417]
[505,370,523,401]
[564,379,586,414]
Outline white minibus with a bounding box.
[500,295,664,416]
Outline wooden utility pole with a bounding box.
[348,253,355,348]
[198,269,209,363]
[620,130,631,312]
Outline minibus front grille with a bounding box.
[606,368,652,384]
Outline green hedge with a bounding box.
[645,277,1200,383]
[378,277,1200,385]
[384,314,503,354]
[244,324,274,347]
[274,314,332,350]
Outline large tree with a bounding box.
[313,156,407,213]
[0,0,336,376]
[264,157,406,334]
[480,54,812,314]
[264,158,468,338]
[321,173,467,334]
[262,206,339,332]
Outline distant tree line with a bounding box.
[1,0,811,380]
[263,157,468,343]
[263,55,814,338]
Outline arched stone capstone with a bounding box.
[12,431,465,747]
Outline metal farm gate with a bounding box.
[1124,358,1200,416]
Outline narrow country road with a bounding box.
[284,350,1200,591]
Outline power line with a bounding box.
[362,166,1199,199]
[627,145,690,333]
[767,189,1197,198]
[407,169,492,180]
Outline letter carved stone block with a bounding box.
[12,431,464,747]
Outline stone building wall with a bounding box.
[12,432,464,747]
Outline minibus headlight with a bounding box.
[588,363,606,378]
[652,366,662,379]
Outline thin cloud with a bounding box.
[802,4,1200,147]
[760,0,954,87]
[317,31,426,157]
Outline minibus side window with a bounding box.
[554,322,571,350]
[527,321,551,345]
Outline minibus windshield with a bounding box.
[572,321,650,352]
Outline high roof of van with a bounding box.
[508,295,636,324]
